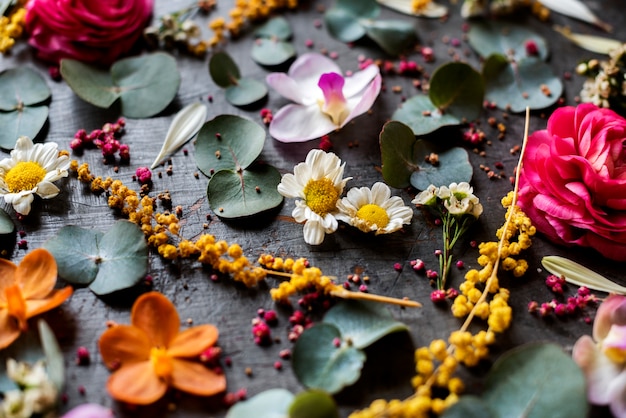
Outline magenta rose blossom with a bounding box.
[518,103,626,261]
[25,0,154,65]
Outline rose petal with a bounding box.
[16,248,58,299]
[269,104,338,143]
[170,358,227,396]
[131,292,180,348]
[106,361,167,405]
[168,324,219,358]
[99,324,152,367]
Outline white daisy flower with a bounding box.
[0,136,70,216]
[412,184,439,206]
[336,182,413,234]
[277,149,351,245]
[443,182,483,218]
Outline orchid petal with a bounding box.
[25,286,73,318]
[342,64,380,98]
[61,403,114,418]
[171,358,227,396]
[269,104,337,143]
[16,248,58,299]
[131,292,180,348]
[266,73,309,105]
[318,72,349,125]
[168,324,219,358]
[340,73,382,128]
[99,324,152,367]
[607,372,626,417]
[287,53,341,93]
[0,258,16,299]
[573,335,621,405]
[0,308,21,349]
[595,295,626,341]
[106,361,167,405]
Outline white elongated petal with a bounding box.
[35,181,60,199]
[151,102,207,169]
[287,53,341,93]
[607,372,626,417]
[554,26,622,54]
[6,192,34,215]
[303,219,326,245]
[542,256,626,294]
[540,0,611,31]
[376,0,448,17]
[342,65,380,99]
[266,73,311,105]
[340,74,382,128]
[269,104,338,143]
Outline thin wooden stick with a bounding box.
[330,288,422,308]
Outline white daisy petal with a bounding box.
[9,193,35,216]
[303,219,326,245]
[35,181,60,199]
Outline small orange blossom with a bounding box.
[0,248,73,349]
[98,291,226,404]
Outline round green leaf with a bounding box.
[38,320,64,391]
[255,17,293,40]
[442,396,495,418]
[209,52,241,88]
[112,52,181,118]
[0,207,14,235]
[292,323,366,394]
[226,388,294,418]
[225,78,268,107]
[410,143,472,190]
[60,59,119,108]
[482,53,563,112]
[195,114,266,177]
[392,95,462,136]
[0,67,51,110]
[44,225,102,285]
[251,38,296,67]
[429,62,484,121]
[468,21,549,61]
[324,9,366,43]
[322,300,408,350]
[380,120,421,189]
[0,106,49,150]
[362,19,418,56]
[289,390,339,418]
[207,163,283,218]
[482,343,588,418]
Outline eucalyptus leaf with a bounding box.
[482,53,563,112]
[410,144,472,190]
[324,6,367,43]
[482,343,588,418]
[362,19,418,56]
[207,163,283,218]
[61,52,180,118]
[209,51,241,88]
[225,78,268,107]
[289,390,339,418]
[392,95,462,136]
[322,300,408,349]
[292,323,366,394]
[44,220,148,296]
[195,114,266,177]
[468,21,549,61]
[226,388,294,418]
[429,62,484,121]
[0,207,15,235]
[38,320,64,391]
[380,120,421,189]
[0,67,51,150]
[255,16,293,40]
[251,38,296,67]
[441,396,495,418]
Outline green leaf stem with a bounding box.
[0,67,51,150]
[60,53,180,118]
[209,52,268,106]
[43,220,148,296]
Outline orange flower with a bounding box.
[98,292,226,404]
[0,248,73,349]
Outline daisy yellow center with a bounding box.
[303,178,339,216]
[150,347,173,380]
[5,161,46,193]
[356,204,389,228]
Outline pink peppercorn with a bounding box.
[274,361,283,370]
[393,262,403,272]
[200,346,222,364]
[455,260,465,269]
[434,249,443,257]
[426,269,439,280]
[446,288,459,299]
[527,301,539,313]
[289,310,305,325]
[319,135,333,152]
[76,346,90,365]
[358,284,368,292]
[252,321,271,345]
[264,310,278,325]
[332,337,341,348]
[305,39,314,48]
[421,46,434,62]
[430,289,447,303]
[118,144,130,160]
[525,39,539,56]
[135,167,152,184]
[411,259,425,272]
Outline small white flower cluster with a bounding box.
[277,149,413,245]
[577,44,626,111]
[412,182,483,219]
[1,359,58,418]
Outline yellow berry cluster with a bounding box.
[69,160,267,287]
[0,6,26,54]
[258,254,342,304]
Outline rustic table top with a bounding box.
[1,0,625,417]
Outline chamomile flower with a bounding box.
[277,149,351,245]
[336,182,413,234]
[0,136,69,216]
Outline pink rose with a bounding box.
[518,103,626,261]
[25,0,154,66]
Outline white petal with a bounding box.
[340,73,382,128]
[320,213,338,233]
[540,0,611,31]
[35,181,60,199]
[303,219,326,245]
[370,182,391,205]
[8,192,34,215]
[266,73,311,105]
[343,64,380,98]
[277,173,304,198]
[288,53,341,94]
[607,372,626,417]
[573,335,621,405]
[269,104,337,143]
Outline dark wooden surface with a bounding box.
[1,0,626,416]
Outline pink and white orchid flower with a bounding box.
[266,53,382,143]
[573,295,626,417]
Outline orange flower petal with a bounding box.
[0,258,16,302]
[15,248,58,299]
[106,361,167,405]
[5,284,27,331]
[25,286,73,319]
[168,324,219,358]
[99,324,151,368]
[0,308,21,350]
[171,358,227,396]
[131,292,180,348]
